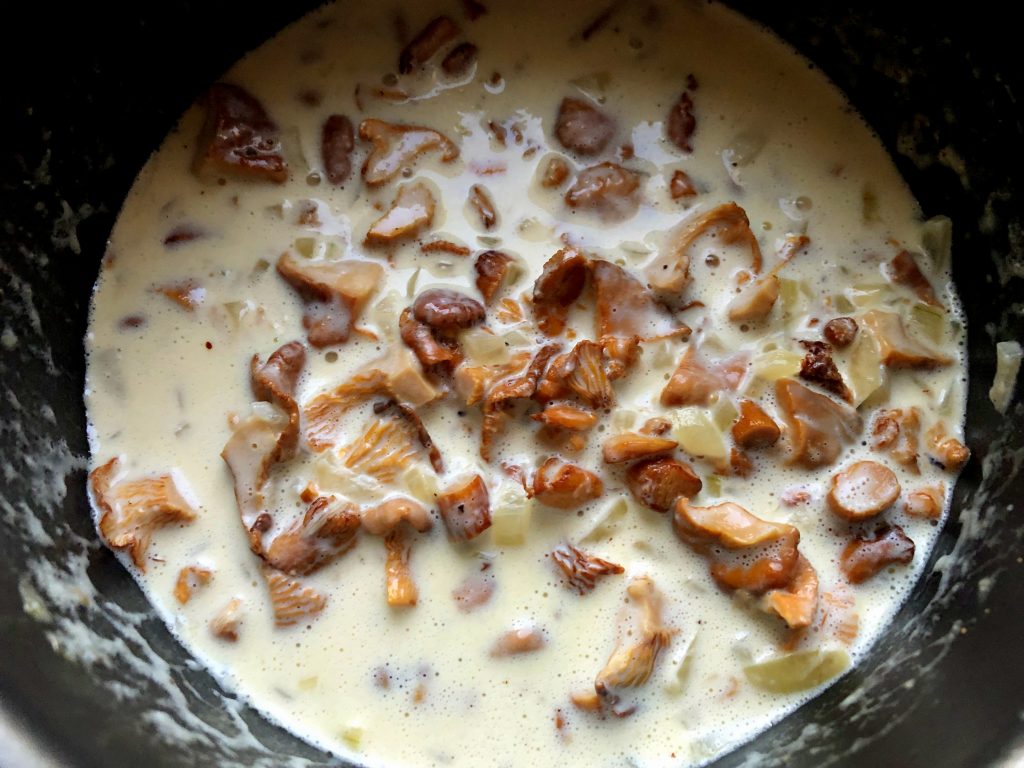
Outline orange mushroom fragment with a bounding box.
[594,577,673,699]
[760,555,819,630]
[860,310,952,368]
[591,260,690,344]
[194,83,287,183]
[661,347,747,407]
[775,378,862,468]
[532,404,598,431]
[437,475,492,542]
[262,496,361,575]
[364,182,437,246]
[533,458,604,509]
[564,162,642,221]
[840,526,915,584]
[925,423,970,472]
[889,250,943,308]
[173,566,213,605]
[555,97,615,156]
[550,543,624,594]
[490,625,547,656]
[89,458,197,571]
[626,457,702,512]
[601,432,678,464]
[826,461,901,522]
[359,119,459,186]
[532,248,587,336]
[904,484,945,520]
[731,399,781,449]
[262,567,327,627]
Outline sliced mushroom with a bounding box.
[533,457,604,509]
[760,555,818,630]
[89,458,197,571]
[490,625,547,656]
[481,343,561,460]
[174,565,213,605]
[468,184,498,230]
[889,250,942,308]
[412,288,485,331]
[339,418,420,483]
[194,83,287,183]
[826,461,900,522]
[626,457,702,512]
[277,253,384,347]
[536,340,614,409]
[823,317,858,348]
[564,162,642,221]
[359,118,459,186]
[904,484,945,519]
[661,346,747,407]
[262,567,327,627]
[550,543,624,594]
[365,182,437,246]
[669,169,697,199]
[400,307,460,368]
[665,91,696,152]
[474,250,515,304]
[555,97,615,156]
[732,399,781,449]
[532,404,598,431]
[925,423,970,471]
[776,378,862,468]
[541,156,571,188]
[871,407,920,472]
[840,525,915,584]
[262,496,360,575]
[437,475,492,542]
[602,433,678,464]
[441,41,478,76]
[210,598,244,641]
[399,16,461,73]
[591,260,690,344]
[322,114,355,185]
[673,498,801,593]
[155,279,205,311]
[647,202,763,302]
[532,248,588,336]
[250,341,305,461]
[453,352,532,406]
[594,577,673,699]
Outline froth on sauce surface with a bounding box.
[84,1,969,765]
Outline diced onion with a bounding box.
[990,340,1023,414]
[743,648,850,693]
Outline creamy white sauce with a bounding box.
[84,2,968,766]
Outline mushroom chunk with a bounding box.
[555,97,615,156]
[400,308,460,368]
[775,378,862,468]
[374,399,445,473]
[594,577,673,699]
[468,184,499,230]
[550,543,624,594]
[889,250,943,308]
[564,162,642,221]
[732,399,781,449]
[277,253,384,347]
[263,496,361,575]
[399,16,461,73]
[412,288,485,331]
[840,525,915,584]
[532,248,588,336]
[490,625,547,656]
[925,423,970,472]
[481,343,561,460]
[210,598,244,641]
[321,114,355,185]
[673,499,801,593]
[304,349,442,450]
[474,250,515,303]
[860,310,952,368]
[661,347,747,407]
[362,496,432,607]
[454,352,532,406]
[359,118,459,186]
[174,566,213,605]
[823,317,858,348]
[365,182,437,246]
[602,433,678,464]
[194,83,287,183]
[339,417,421,483]
[532,404,598,432]
[437,475,492,541]
[627,457,702,512]
[536,340,615,409]
[262,567,327,627]
[646,202,763,297]
[533,457,604,509]
[89,458,197,571]
[665,91,696,152]
[760,555,818,630]
[871,407,921,472]
[250,341,306,461]
[591,260,691,344]
[826,461,901,522]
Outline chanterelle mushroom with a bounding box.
[89,458,197,570]
[277,253,383,347]
[362,497,433,607]
[594,577,674,701]
[359,118,459,186]
[194,83,287,183]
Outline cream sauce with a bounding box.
[84,1,968,766]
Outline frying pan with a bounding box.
[2,2,1023,766]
